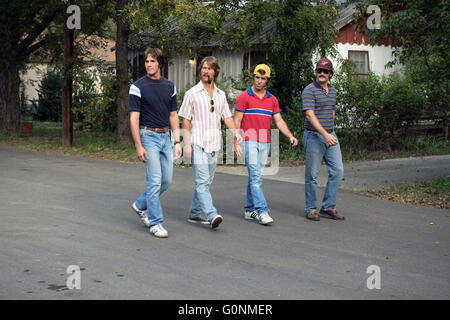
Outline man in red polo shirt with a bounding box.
[234,64,298,225]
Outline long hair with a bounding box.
[199,56,220,81]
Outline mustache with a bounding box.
[203,74,212,84]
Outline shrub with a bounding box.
[33,69,62,122]
[334,61,427,150]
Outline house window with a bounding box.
[348,50,370,75]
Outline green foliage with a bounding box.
[350,0,449,123]
[334,61,428,150]
[77,72,118,132]
[32,68,117,131]
[33,69,62,122]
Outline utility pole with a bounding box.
[62,3,74,146]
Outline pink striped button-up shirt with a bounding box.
[178,81,232,153]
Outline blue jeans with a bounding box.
[134,129,173,227]
[189,144,219,222]
[302,130,344,213]
[244,140,270,215]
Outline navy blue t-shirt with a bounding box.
[128,76,178,128]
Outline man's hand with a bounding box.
[136,145,149,162]
[324,133,337,146]
[183,144,192,159]
[234,141,242,156]
[173,143,182,160]
[290,136,298,147]
[234,131,243,145]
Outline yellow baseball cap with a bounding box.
[253,64,271,78]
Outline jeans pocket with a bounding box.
[141,129,156,137]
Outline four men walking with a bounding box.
[129,49,344,238]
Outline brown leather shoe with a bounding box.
[320,208,345,220]
[306,210,320,221]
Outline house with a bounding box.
[20,35,116,105]
[128,4,402,93]
[331,3,402,77]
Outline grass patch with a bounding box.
[365,177,450,210]
[0,122,138,163]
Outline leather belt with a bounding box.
[139,126,169,133]
[306,127,333,133]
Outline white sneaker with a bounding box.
[210,215,223,229]
[149,224,168,238]
[244,211,274,225]
[132,202,150,227]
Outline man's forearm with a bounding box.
[130,115,142,148]
[170,113,181,142]
[276,119,294,139]
[305,110,328,136]
[181,118,191,146]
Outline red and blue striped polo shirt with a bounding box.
[234,87,280,143]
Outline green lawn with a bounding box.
[0,122,138,163]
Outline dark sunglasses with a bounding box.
[210,99,214,112]
[316,68,331,75]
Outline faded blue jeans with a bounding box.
[302,130,344,213]
[244,140,270,215]
[189,144,219,222]
[134,129,173,227]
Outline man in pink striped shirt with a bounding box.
[179,56,242,230]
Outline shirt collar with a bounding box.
[195,80,217,93]
[313,80,333,90]
[247,86,272,98]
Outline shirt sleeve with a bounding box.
[302,86,316,111]
[169,85,178,112]
[178,90,192,120]
[128,84,141,112]
[221,93,232,120]
[234,92,247,113]
[272,96,280,115]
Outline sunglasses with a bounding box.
[316,68,331,75]
[210,99,214,112]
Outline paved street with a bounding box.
[0,146,449,299]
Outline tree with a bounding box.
[0,0,114,136]
[351,0,450,136]
[0,0,63,134]
[116,0,131,144]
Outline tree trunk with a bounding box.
[62,6,74,147]
[0,61,21,135]
[116,0,131,145]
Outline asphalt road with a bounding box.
[0,146,449,299]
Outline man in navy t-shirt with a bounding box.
[128,48,182,238]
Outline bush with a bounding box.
[32,68,117,131]
[334,61,427,150]
[33,69,62,122]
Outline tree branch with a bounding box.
[17,4,62,61]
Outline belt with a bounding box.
[139,126,169,133]
[306,127,333,134]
